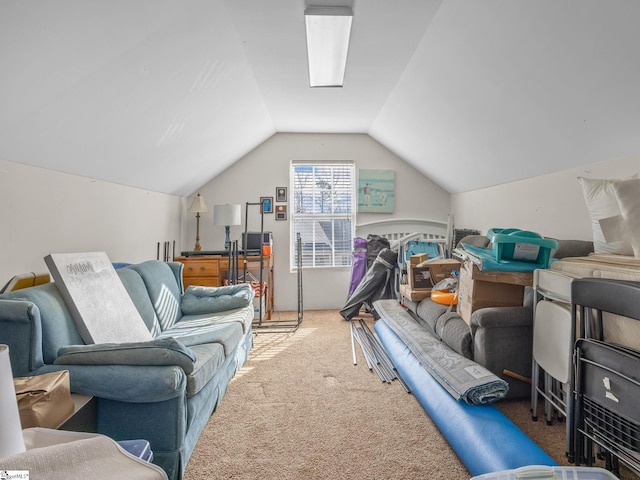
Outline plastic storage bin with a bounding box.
[471,465,618,480]
[117,439,154,462]
[487,228,558,268]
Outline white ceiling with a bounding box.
[1,0,639,196]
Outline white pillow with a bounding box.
[578,175,638,255]
[612,178,640,259]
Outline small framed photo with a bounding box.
[260,196,273,214]
[276,187,287,202]
[275,205,287,221]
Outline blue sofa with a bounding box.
[0,260,254,480]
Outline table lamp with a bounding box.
[0,344,26,457]
[214,204,242,250]
[188,193,208,251]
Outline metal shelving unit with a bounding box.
[243,201,303,333]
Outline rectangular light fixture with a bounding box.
[304,6,353,88]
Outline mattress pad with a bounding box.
[550,254,640,280]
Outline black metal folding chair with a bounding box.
[569,278,640,476]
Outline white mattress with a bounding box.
[551,254,640,280]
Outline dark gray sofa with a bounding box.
[401,235,594,399]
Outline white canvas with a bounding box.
[45,252,152,344]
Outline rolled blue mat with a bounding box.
[374,320,558,476]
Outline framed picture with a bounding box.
[275,205,287,221]
[276,187,287,202]
[260,196,273,214]
[358,169,395,213]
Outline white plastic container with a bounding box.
[471,465,618,480]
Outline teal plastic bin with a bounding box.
[487,228,558,268]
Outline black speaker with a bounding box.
[242,232,273,250]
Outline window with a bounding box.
[290,161,355,269]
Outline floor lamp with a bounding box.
[214,204,242,250]
[188,193,208,252]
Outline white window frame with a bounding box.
[290,161,356,270]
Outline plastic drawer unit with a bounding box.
[471,465,618,480]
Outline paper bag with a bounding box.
[13,370,75,429]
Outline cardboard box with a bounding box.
[400,283,431,302]
[407,255,460,290]
[457,260,533,324]
[409,253,429,266]
[461,261,534,286]
[409,266,433,289]
[408,258,461,290]
[427,258,462,285]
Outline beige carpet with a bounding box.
[184,310,636,480]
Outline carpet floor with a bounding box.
[183,310,638,480]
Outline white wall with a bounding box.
[0,158,184,283]
[451,154,640,240]
[4,140,636,312]
[191,133,451,311]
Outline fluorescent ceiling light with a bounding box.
[305,6,353,88]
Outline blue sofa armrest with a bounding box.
[39,363,188,403]
[54,338,196,374]
[0,299,44,375]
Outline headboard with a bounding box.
[355,216,453,253]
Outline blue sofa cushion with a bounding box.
[185,343,226,397]
[179,305,254,334]
[159,322,243,357]
[128,261,182,331]
[181,284,253,315]
[117,268,162,337]
[54,338,197,374]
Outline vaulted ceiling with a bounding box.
[1,1,639,196]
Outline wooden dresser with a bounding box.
[175,254,274,320]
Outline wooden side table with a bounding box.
[57,393,97,432]
[178,256,221,287]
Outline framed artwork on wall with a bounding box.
[276,187,287,202]
[275,205,287,221]
[260,196,273,214]
[357,169,395,213]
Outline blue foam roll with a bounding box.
[375,320,557,476]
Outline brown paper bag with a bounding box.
[13,370,75,429]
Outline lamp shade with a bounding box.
[214,204,242,226]
[188,193,208,213]
[0,344,26,457]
